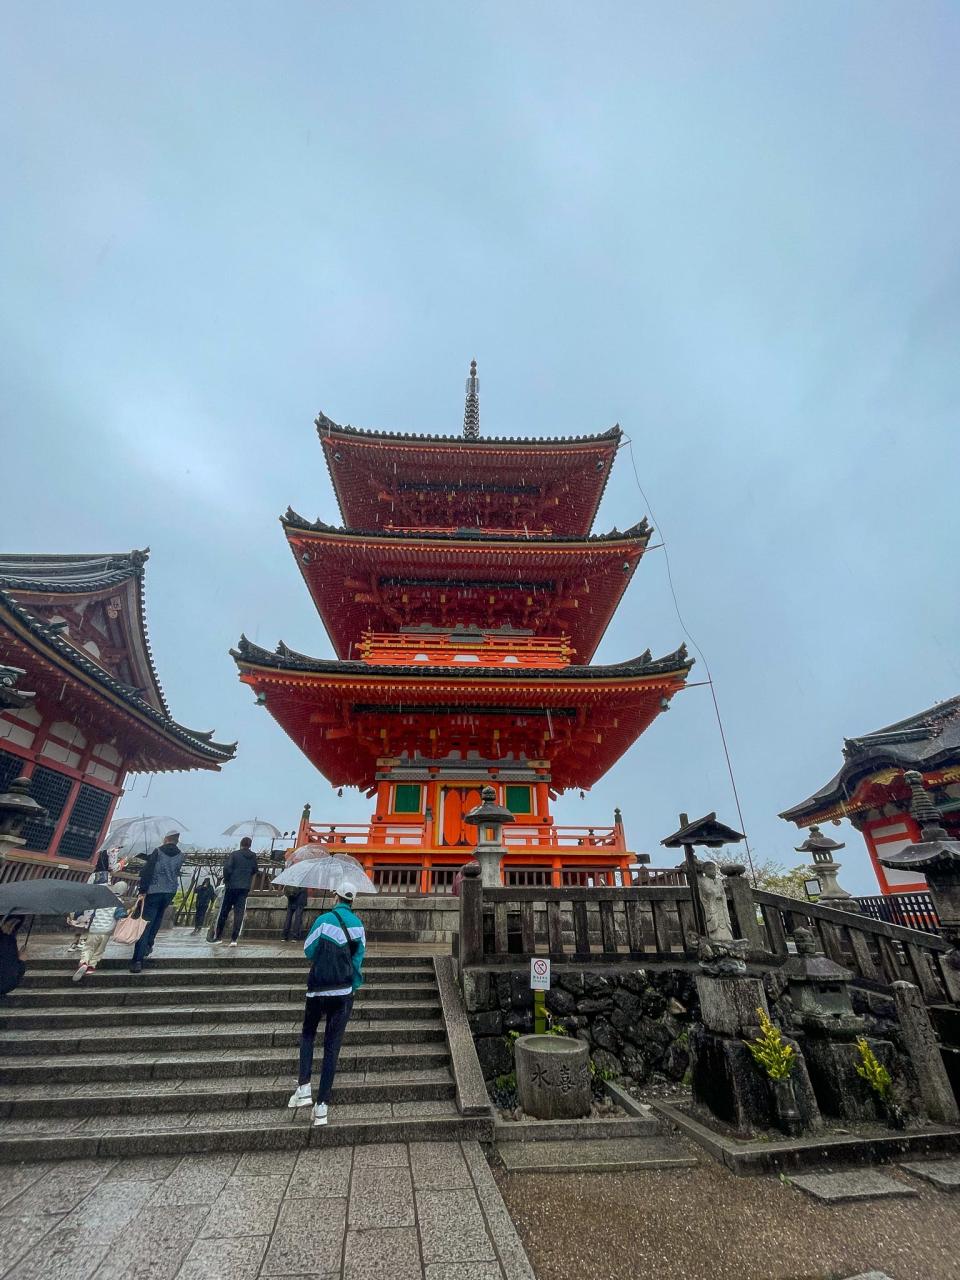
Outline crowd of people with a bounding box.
[45,833,367,1125]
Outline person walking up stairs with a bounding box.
[288,890,365,1126]
[213,837,258,947]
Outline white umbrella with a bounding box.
[222,818,282,839]
[273,851,377,897]
[108,815,188,858]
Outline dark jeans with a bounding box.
[194,901,212,929]
[215,887,249,941]
[283,893,306,941]
[298,994,354,1102]
[132,892,175,964]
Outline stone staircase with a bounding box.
[0,953,492,1161]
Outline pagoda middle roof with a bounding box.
[316,411,622,536]
[282,511,651,662]
[781,694,960,825]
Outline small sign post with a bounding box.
[530,958,550,1033]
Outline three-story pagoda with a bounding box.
[232,364,692,891]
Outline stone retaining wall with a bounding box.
[461,963,699,1083]
[243,893,459,943]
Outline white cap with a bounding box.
[338,889,356,903]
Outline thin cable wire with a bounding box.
[621,435,756,881]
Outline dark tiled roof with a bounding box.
[315,410,622,447]
[0,558,236,765]
[780,695,960,823]
[281,509,651,545]
[232,634,692,682]
[0,550,168,714]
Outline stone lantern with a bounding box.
[878,771,960,1001]
[783,928,864,1038]
[0,775,46,859]
[463,785,515,888]
[795,826,859,911]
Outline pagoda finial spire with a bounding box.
[462,359,480,439]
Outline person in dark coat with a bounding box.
[214,837,259,947]
[192,877,216,934]
[0,916,26,998]
[282,885,308,942]
[131,832,186,973]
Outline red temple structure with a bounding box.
[0,552,235,882]
[233,363,692,891]
[781,695,960,895]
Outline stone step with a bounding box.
[18,965,433,989]
[0,1013,446,1058]
[497,1135,698,1174]
[0,999,448,1031]
[0,1067,456,1118]
[24,953,435,971]
[0,1105,494,1162]
[495,1115,660,1142]
[5,981,438,1009]
[0,1037,450,1084]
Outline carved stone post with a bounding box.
[459,861,484,970]
[892,981,960,1124]
[722,863,764,950]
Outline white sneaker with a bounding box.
[229,941,238,948]
[288,1084,313,1109]
[211,939,223,946]
[72,964,87,983]
[313,1102,328,1126]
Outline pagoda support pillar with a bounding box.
[551,858,562,888]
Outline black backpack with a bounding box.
[306,908,358,992]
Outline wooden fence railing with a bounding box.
[457,868,957,1006]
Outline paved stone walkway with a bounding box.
[0,1143,534,1280]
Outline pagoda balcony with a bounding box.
[298,816,625,852]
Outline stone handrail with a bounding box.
[457,870,958,1006]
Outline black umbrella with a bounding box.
[0,880,122,919]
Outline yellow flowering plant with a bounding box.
[744,1008,796,1081]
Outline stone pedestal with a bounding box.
[803,1037,896,1123]
[691,972,822,1137]
[515,1034,592,1120]
[696,973,767,1036]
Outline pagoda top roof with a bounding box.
[315,410,622,536]
[781,694,960,825]
[0,552,236,770]
[316,409,623,448]
[232,634,691,682]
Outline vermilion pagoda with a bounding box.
[0,552,235,880]
[233,364,692,890]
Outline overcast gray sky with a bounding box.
[4,3,959,889]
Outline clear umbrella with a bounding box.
[222,818,282,840]
[107,815,188,859]
[273,850,377,897]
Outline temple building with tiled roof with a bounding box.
[781,695,960,895]
[233,363,691,892]
[0,551,235,881]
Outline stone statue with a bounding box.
[698,861,734,942]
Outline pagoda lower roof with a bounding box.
[231,636,692,790]
[781,694,960,825]
[283,513,651,662]
[316,413,621,536]
[0,584,235,773]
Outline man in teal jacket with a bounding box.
[287,889,365,1126]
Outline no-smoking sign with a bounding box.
[530,957,551,991]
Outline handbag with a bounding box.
[113,900,148,946]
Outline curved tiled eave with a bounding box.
[0,593,235,771]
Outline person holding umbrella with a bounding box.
[0,916,26,998]
[287,887,365,1125]
[192,877,216,935]
[130,831,186,973]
